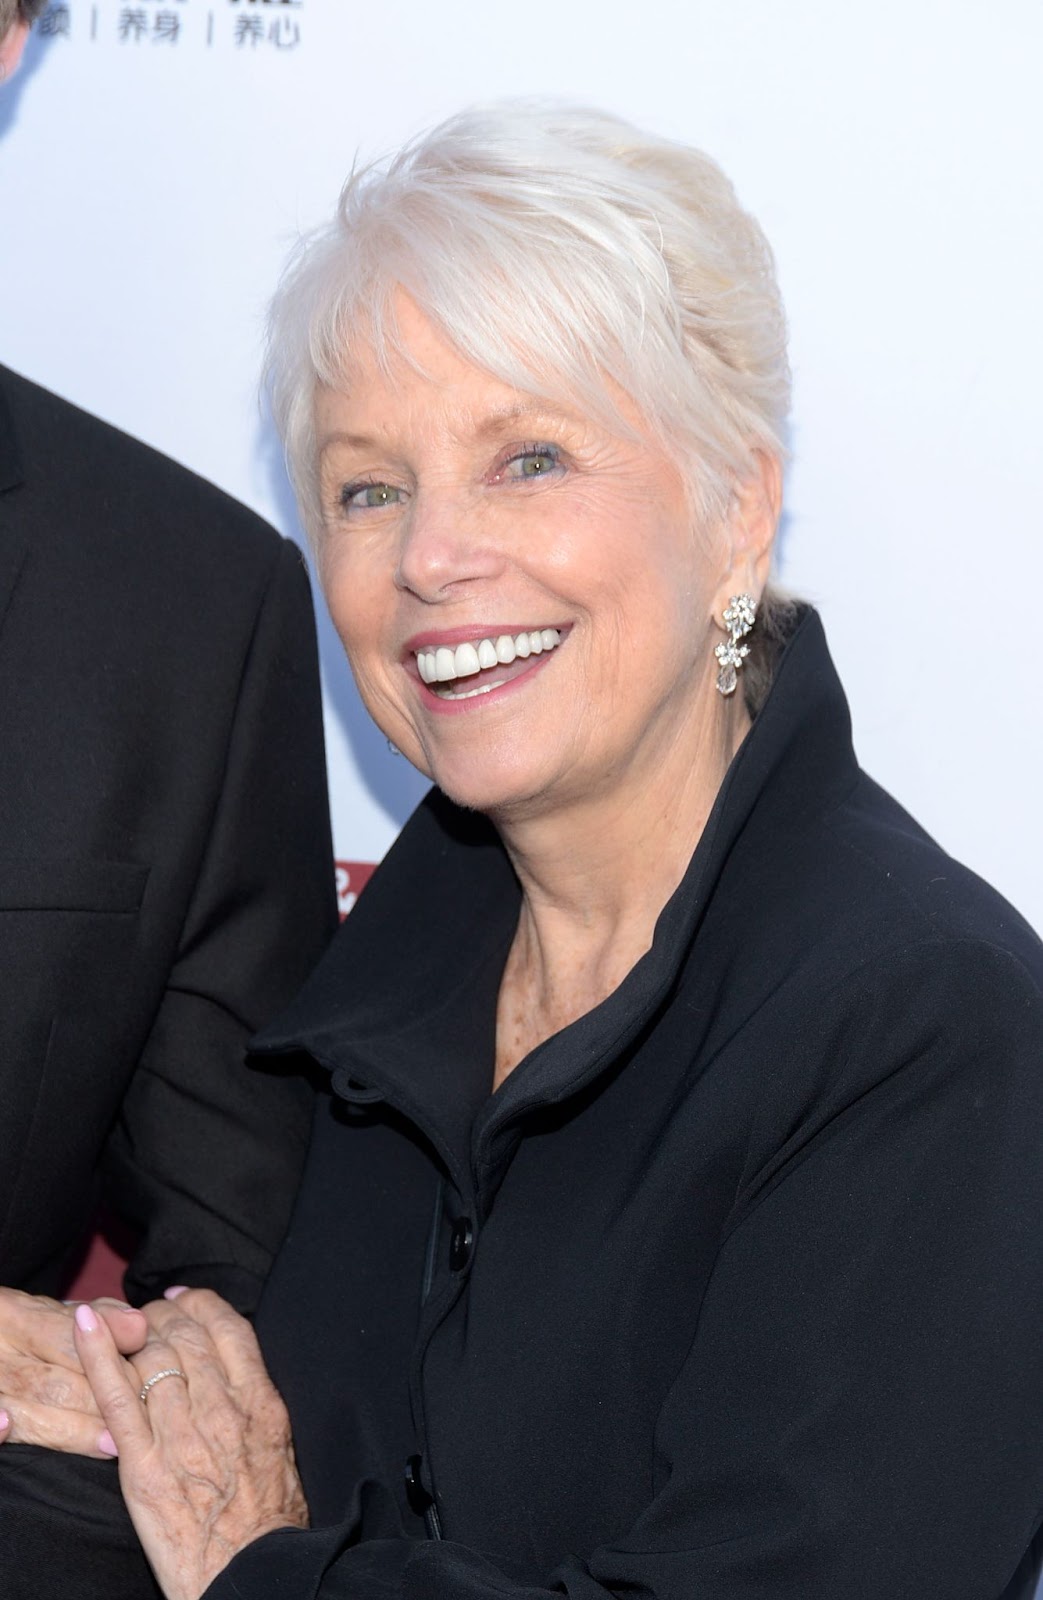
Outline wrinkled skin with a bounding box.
[0,1288,150,1454]
[74,1288,308,1600]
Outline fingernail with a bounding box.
[75,1304,98,1333]
[98,1430,119,1457]
[164,1285,189,1299]
[0,1409,10,1433]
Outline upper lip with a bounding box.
[402,623,568,657]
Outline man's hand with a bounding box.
[0,1286,150,1456]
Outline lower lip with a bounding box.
[414,644,561,716]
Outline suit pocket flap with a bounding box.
[0,858,149,913]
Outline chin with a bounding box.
[426,752,560,821]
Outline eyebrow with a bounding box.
[317,430,379,456]
[317,400,577,459]
[468,401,576,441]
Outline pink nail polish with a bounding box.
[75,1303,98,1333]
[98,1430,119,1457]
[164,1285,189,1299]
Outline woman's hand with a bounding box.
[0,1286,149,1454]
[73,1288,308,1600]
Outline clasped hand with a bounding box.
[0,1285,308,1600]
[0,1285,149,1455]
[73,1288,309,1600]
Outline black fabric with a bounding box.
[216,609,1043,1600]
[0,366,338,1596]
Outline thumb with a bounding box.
[94,1301,149,1354]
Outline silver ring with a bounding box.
[138,1367,188,1404]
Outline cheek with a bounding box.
[322,569,417,743]
[335,618,392,706]
[325,590,363,664]
[323,550,390,658]
[586,517,709,635]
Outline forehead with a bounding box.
[314,291,654,458]
[319,301,515,428]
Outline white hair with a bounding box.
[266,100,791,548]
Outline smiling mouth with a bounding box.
[414,628,563,701]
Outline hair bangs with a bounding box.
[266,101,791,547]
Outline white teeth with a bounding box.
[454,642,482,678]
[415,627,563,687]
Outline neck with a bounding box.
[492,692,750,1087]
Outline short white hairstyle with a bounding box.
[266,100,790,548]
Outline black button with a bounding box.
[331,1070,384,1107]
[449,1217,474,1272]
[405,1453,433,1515]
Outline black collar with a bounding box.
[253,607,857,1192]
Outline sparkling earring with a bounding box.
[715,593,757,696]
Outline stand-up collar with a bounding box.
[253,607,857,1189]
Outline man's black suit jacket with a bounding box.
[0,365,336,1595]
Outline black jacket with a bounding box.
[0,366,337,1595]
[216,608,1043,1600]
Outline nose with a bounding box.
[394,490,505,602]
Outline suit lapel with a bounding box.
[0,372,30,637]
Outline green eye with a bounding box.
[504,445,562,481]
[341,482,401,510]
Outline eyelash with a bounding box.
[337,480,403,512]
[496,442,565,482]
[335,442,566,514]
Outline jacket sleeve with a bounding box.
[206,936,1043,1598]
[104,537,337,1312]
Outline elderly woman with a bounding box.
[74,105,1043,1600]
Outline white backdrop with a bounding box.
[1,0,1041,935]
[2,3,1043,1586]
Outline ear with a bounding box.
[711,450,782,620]
[0,19,31,81]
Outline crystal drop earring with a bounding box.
[714,593,757,696]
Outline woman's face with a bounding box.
[316,294,744,823]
